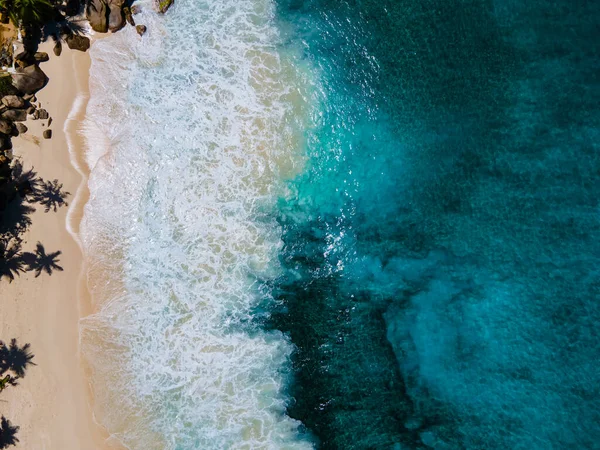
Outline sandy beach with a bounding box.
[0,41,118,450]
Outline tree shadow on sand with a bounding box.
[0,339,35,379]
[0,160,70,283]
[31,179,70,212]
[21,242,63,277]
[0,416,19,449]
[0,236,24,283]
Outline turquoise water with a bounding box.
[265,0,600,448]
[79,0,600,448]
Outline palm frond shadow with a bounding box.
[31,179,70,212]
[1,161,69,283]
[21,242,63,277]
[0,339,35,378]
[0,236,24,283]
[0,416,19,449]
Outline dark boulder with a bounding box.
[1,95,25,108]
[2,109,28,122]
[54,40,63,56]
[136,25,147,36]
[108,2,126,32]
[0,119,13,135]
[66,34,91,52]
[34,52,49,62]
[15,123,27,135]
[11,64,48,94]
[86,0,109,33]
[37,109,49,120]
[0,134,12,150]
[43,129,52,139]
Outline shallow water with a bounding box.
[80,0,600,448]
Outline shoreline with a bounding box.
[0,41,120,450]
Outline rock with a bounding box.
[1,109,27,122]
[23,93,34,101]
[14,51,28,62]
[37,108,49,120]
[43,129,52,139]
[86,0,109,33]
[48,117,53,126]
[34,52,49,62]
[131,4,141,14]
[0,135,11,151]
[156,0,174,14]
[66,35,91,52]
[15,123,27,134]
[123,6,135,26]
[108,3,126,32]
[26,105,36,115]
[11,64,48,94]
[0,119,12,135]
[1,95,26,108]
[136,25,147,36]
[53,40,63,56]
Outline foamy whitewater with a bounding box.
[79,0,314,447]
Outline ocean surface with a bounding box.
[79,0,600,448]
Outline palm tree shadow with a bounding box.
[21,242,63,277]
[31,179,70,212]
[0,339,35,378]
[0,237,24,283]
[10,161,40,195]
[0,197,34,239]
[0,416,19,449]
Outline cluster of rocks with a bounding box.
[86,0,155,36]
[0,50,57,208]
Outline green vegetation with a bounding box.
[0,0,55,28]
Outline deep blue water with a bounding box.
[263,0,600,448]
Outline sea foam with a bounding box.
[79,0,314,448]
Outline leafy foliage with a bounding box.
[0,0,55,27]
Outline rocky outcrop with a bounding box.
[0,119,13,135]
[11,65,48,94]
[1,109,27,122]
[108,0,126,32]
[1,95,25,109]
[156,0,174,14]
[66,35,91,52]
[86,0,109,33]
[136,25,147,36]
[0,135,11,151]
